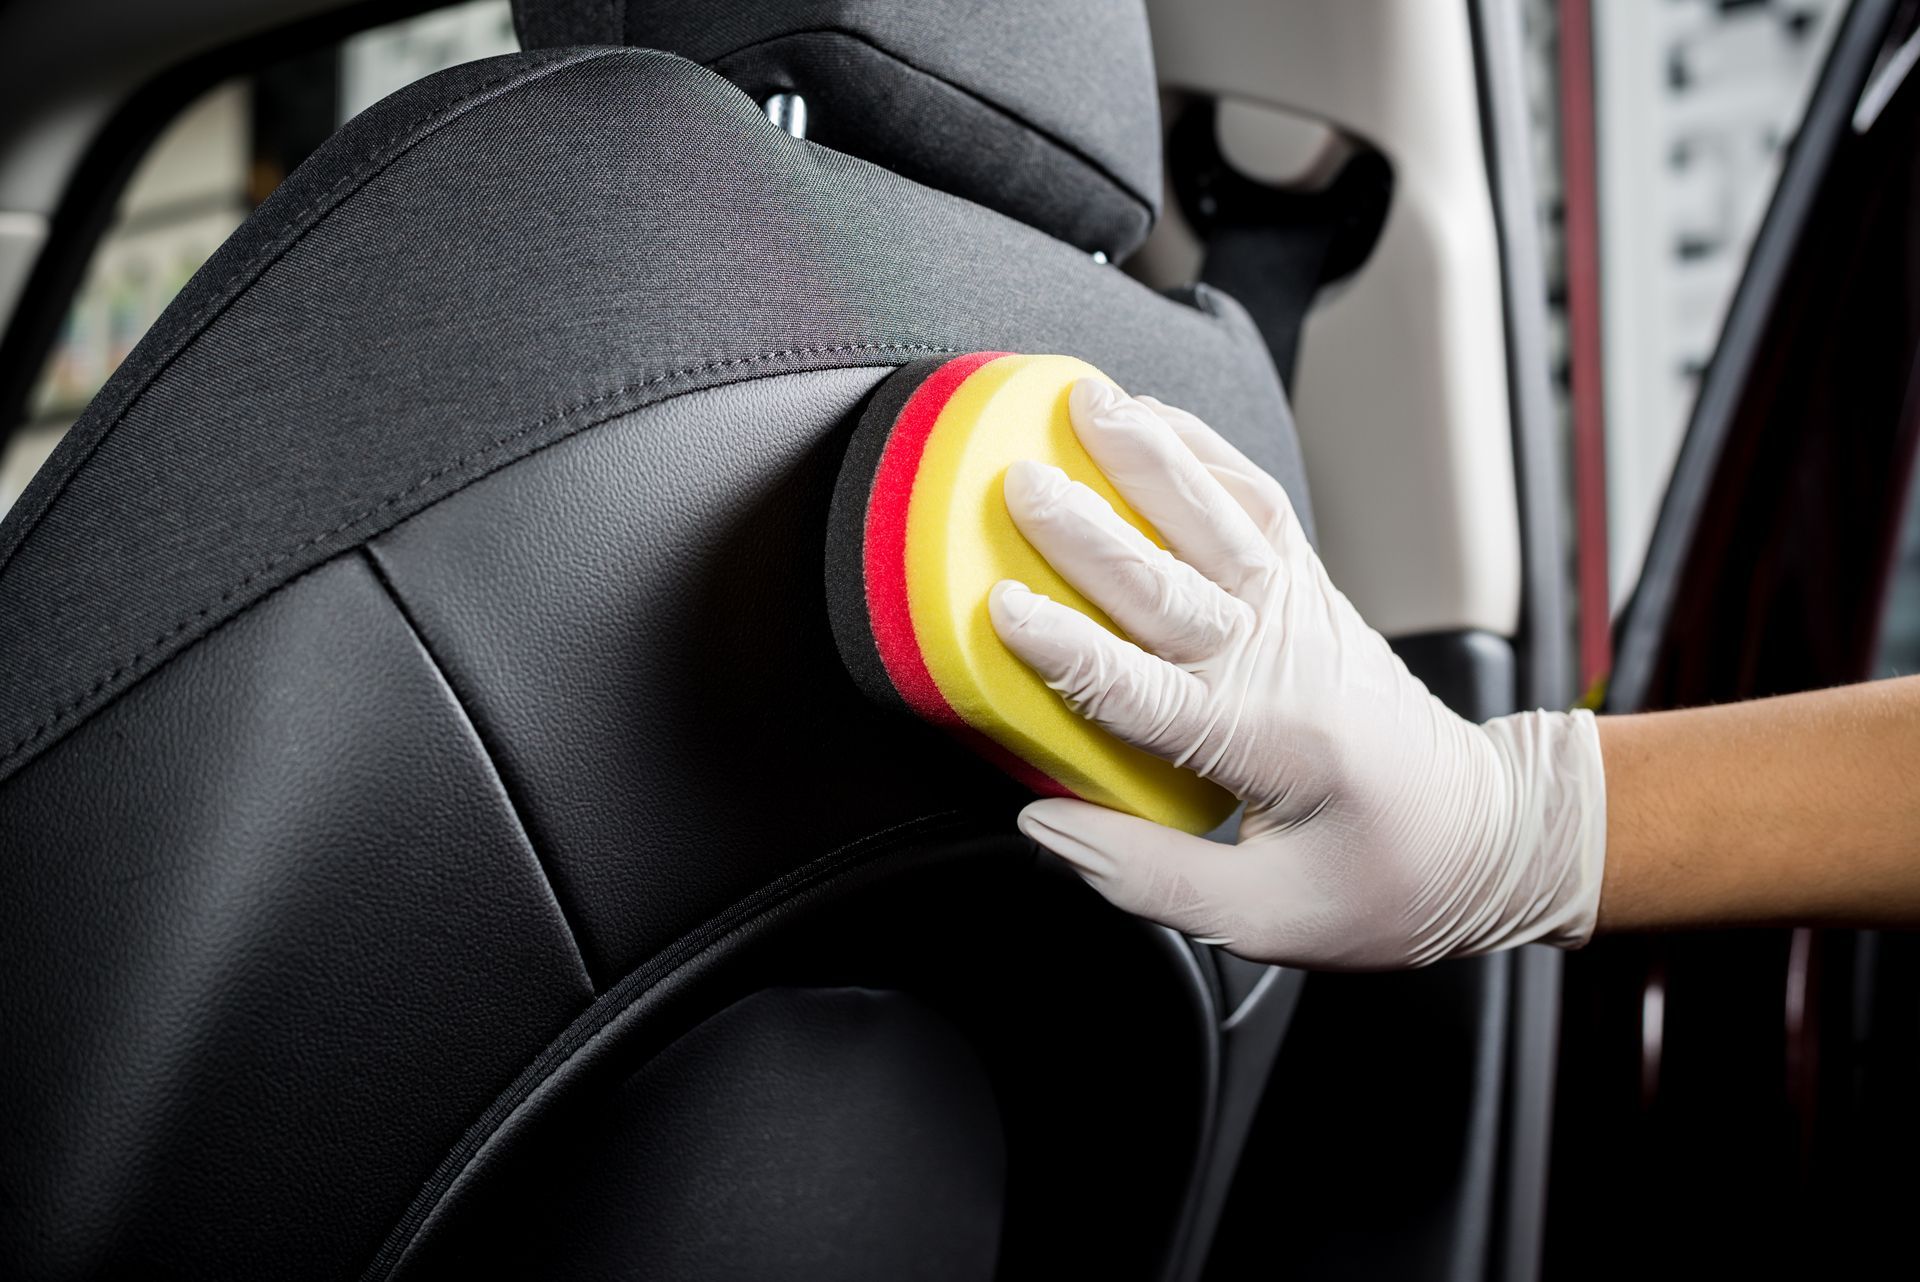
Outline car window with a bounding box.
[0,0,516,515]
[1524,0,1850,616]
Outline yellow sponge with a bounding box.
[827,351,1236,834]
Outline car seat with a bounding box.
[0,2,1316,1277]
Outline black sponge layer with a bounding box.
[823,357,954,717]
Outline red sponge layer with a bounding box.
[861,350,1004,731]
[826,354,1073,799]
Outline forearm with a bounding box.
[1595,675,1920,933]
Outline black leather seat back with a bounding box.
[437,985,1012,1281]
[0,17,1312,1280]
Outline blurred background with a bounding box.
[0,0,520,509]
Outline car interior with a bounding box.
[3,0,1916,1278]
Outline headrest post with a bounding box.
[764,93,810,140]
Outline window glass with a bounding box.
[0,0,514,514]
[340,0,517,121]
[1521,0,1850,613]
[1588,0,1847,606]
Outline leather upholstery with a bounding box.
[413,986,1010,1281]
[0,554,594,1278]
[368,370,976,981]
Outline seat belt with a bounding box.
[1170,101,1392,387]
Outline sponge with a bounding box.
[827,352,1237,834]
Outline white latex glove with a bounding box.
[989,379,1607,970]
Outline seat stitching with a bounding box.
[0,343,955,777]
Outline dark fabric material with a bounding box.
[511,0,616,47]
[513,0,1163,256]
[403,987,1007,1279]
[0,47,1301,790]
[0,554,593,1280]
[712,30,1150,258]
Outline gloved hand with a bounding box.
[988,379,1607,970]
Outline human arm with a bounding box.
[1596,681,1920,932]
[989,379,1920,968]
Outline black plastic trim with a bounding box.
[1392,628,1517,721]
[1467,0,1574,717]
[1464,3,1578,1277]
[1171,964,1305,1282]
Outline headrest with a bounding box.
[511,0,1163,260]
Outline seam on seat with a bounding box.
[708,25,1157,220]
[0,45,630,582]
[355,809,975,1282]
[0,343,956,784]
[360,546,600,996]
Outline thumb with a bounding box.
[1018,798,1250,947]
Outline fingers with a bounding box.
[1066,380,1276,598]
[1021,798,1362,968]
[988,580,1209,762]
[1018,798,1254,946]
[1002,459,1250,664]
[1134,394,1309,557]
